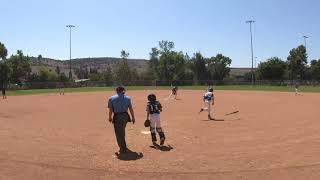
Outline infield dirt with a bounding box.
[1,90,320,180]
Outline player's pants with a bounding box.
[113,113,129,152]
[150,114,165,142]
[203,101,211,115]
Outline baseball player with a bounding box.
[295,82,300,95]
[58,82,65,95]
[199,87,215,120]
[169,86,178,100]
[1,83,7,99]
[146,94,166,146]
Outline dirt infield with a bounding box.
[1,90,320,180]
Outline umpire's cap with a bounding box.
[116,86,126,93]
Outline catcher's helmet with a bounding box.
[208,87,214,92]
[148,94,157,102]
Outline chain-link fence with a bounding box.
[7,80,320,90]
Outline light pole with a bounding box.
[66,25,75,80]
[255,57,258,69]
[303,35,308,49]
[303,36,309,63]
[246,20,255,85]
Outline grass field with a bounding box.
[5,85,320,96]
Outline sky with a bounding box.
[1,0,319,67]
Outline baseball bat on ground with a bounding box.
[225,111,239,116]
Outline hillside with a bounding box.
[29,57,149,77]
[29,57,251,79]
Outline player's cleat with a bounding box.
[152,141,158,146]
[160,138,165,146]
[199,108,204,114]
[208,115,215,120]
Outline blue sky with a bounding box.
[1,0,319,67]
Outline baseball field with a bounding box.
[1,88,320,180]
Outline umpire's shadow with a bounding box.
[150,144,174,152]
[115,151,143,161]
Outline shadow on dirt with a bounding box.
[115,151,144,161]
[150,144,174,152]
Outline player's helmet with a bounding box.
[148,94,157,102]
[208,87,214,92]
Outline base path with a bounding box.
[1,90,320,180]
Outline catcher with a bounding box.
[145,94,166,146]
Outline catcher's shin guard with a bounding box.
[156,128,165,145]
[150,127,157,142]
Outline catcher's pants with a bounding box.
[203,101,211,115]
[150,114,165,142]
[150,114,161,128]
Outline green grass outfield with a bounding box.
[5,85,320,96]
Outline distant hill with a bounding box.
[29,57,252,79]
[29,57,149,76]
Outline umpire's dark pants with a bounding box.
[113,113,129,152]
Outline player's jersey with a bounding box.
[172,87,178,94]
[146,101,162,114]
[203,92,214,102]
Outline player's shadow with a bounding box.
[150,144,174,152]
[115,151,144,161]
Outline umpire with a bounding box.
[108,86,136,154]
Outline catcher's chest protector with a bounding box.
[148,101,162,114]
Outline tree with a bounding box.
[0,62,11,88]
[0,42,10,88]
[0,42,8,60]
[57,73,68,82]
[257,57,287,80]
[310,59,320,80]
[243,72,253,81]
[147,47,160,80]
[55,66,61,75]
[154,40,188,81]
[287,45,308,79]
[7,50,32,84]
[158,40,174,54]
[38,66,57,82]
[115,50,132,84]
[37,55,42,66]
[120,50,130,59]
[207,54,232,81]
[190,52,207,81]
[102,67,113,82]
[88,72,104,81]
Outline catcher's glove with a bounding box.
[144,119,151,127]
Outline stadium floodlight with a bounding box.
[66,25,75,80]
[246,20,256,85]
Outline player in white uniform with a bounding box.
[199,87,215,120]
